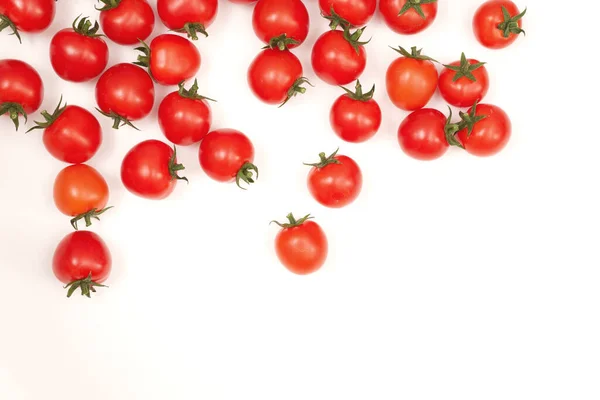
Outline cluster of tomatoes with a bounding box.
[0,0,525,297]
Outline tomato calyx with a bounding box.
[398,0,438,19]
[443,53,486,82]
[26,96,68,133]
[178,79,216,102]
[0,14,22,43]
[133,40,152,70]
[236,162,259,190]
[95,0,123,11]
[457,101,488,137]
[322,7,351,30]
[263,34,300,51]
[498,6,526,38]
[72,15,104,38]
[271,213,313,228]
[390,45,438,63]
[0,102,27,131]
[64,272,107,298]
[174,22,208,40]
[96,108,140,130]
[280,77,313,108]
[342,25,370,54]
[444,107,465,149]
[70,207,114,230]
[341,80,375,102]
[168,146,189,184]
[304,148,342,169]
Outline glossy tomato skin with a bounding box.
[398,108,449,161]
[311,30,366,86]
[474,0,523,49]
[157,0,218,30]
[275,221,328,275]
[199,129,255,182]
[53,164,109,217]
[248,49,303,105]
[158,92,212,146]
[252,0,309,48]
[95,63,154,121]
[43,106,102,164]
[53,231,112,285]
[457,104,511,157]
[386,56,438,111]
[379,0,437,34]
[147,34,201,85]
[438,59,489,108]
[0,0,55,33]
[330,94,381,143]
[99,0,154,45]
[50,28,109,82]
[0,59,43,113]
[308,155,362,208]
[319,0,376,27]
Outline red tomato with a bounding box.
[319,0,376,27]
[385,46,438,111]
[53,231,112,298]
[198,129,258,189]
[98,0,154,45]
[0,59,43,130]
[0,0,55,42]
[95,63,155,129]
[157,0,218,39]
[379,0,437,34]
[50,16,109,82]
[473,0,526,49]
[53,164,111,230]
[121,140,187,200]
[455,103,511,157]
[158,80,213,146]
[330,80,381,143]
[438,53,489,108]
[272,213,328,275]
[252,0,309,48]
[306,150,362,208]
[135,34,201,86]
[311,28,368,86]
[398,108,454,161]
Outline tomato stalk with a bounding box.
[340,80,375,102]
[322,7,351,30]
[95,0,122,11]
[72,15,104,37]
[443,53,486,82]
[0,102,27,130]
[271,213,313,228]
[398,0,438,19]
[445,101,489,148]
[264,34,300,51]
[498,6,526,38]
[26,96,68,132]
[70,207,113,230]
[64,272,107,298]
[175,22,208,40]
[236,162,259,190]
[342,25,370,54]
[0,14,22,43]
[444,107,464,148]
[304,148,342,169]
[279,77,312,108]
[390,45,438,63]
[95,108,140,130]
[168,146,188,183]
[177,79,216,101]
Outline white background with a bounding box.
[1,0,599,399]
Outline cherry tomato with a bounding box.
[157,0,218,39]
[306,149,362,208]
[311,27,367,86]
[53,164,111,230]
[98,0,154,45]
[380,0,437,34]
[158,79,213,146]
[53,231,112,298]
[398,108,454,161]
[198,129,258,189]
[272,213,328,275]
[330,80,381,143]
[455,103,511,157]
[95,63,155,129]
[252,0,309,48]
[319,0,376,27]
[0,0,55,42]
[385,46,438,111]
[121,140,187,200]
[135,34,201,86]
[0,59,43,130]
[438,53,489,108]
[50,16,109,83]
[473,0,526,50]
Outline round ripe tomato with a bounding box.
[157,0,218,39]
[252,0,309,48]
[272,213,328,275]
[319,0,376,27]
[50,17,109,82]
[95,63,154,129]
[306,150,362,208]
[121,140,187,200]
[158,80,213,146]
[439,53,489,108]
[53,164,111,230]
[135,34,201,86]
[311,28,367,86]
[385,46,438,111]
[0,59,43,130]
[98,0,154,45]
[53,231,111,298]
[198,129,258,189]
[0,0,55,42]
[398,108,454,161]
[380,0,437,34]
[455,103,511,157]
[330,80,381,143]
[473,0,526,50]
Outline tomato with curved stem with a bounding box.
[252,0,309,48]
[198,129,258,189]
[385,46,438,112]
[157,0,218,40]
[159,80,213,146]
[121,140,187,200]
[0,59,43,130]
[438,53,489,108]
[452,102,511,157]
[95,63,155,130]
[50,16,109,83]
[305,149,362,209]
[53,164,111,230]
[330,80,381,143]
[379,0,437,34]
[53,231,112,298]
[319,0,376,27]
[474,0,526,50]
[97,0,154,45]
[0,0,55,42]
[272,213,328,275]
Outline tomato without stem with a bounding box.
[98,0,154,45]
[252,0,309,48]
[306,149,362,208]
[312,27,368,86]
[0,0,55,42]
[380,0,437,34]
[330,80,381,143]
[473,0,526,50]
[319,0,376,27]
[0,59,43,130]
[157,0,218,39]
[398,108,453,161]
[439,53,489,108]
[454,103,511,157]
